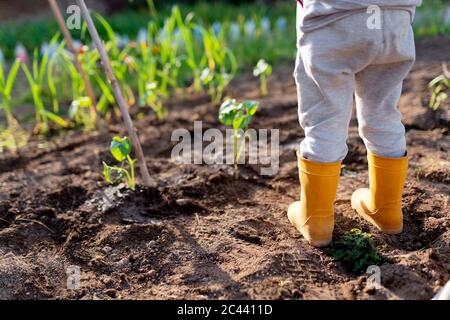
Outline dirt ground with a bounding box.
[0,37,449,300]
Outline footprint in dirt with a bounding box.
[229,218,277,245]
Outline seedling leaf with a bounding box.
[110,136,132,162]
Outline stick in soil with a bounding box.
[48,0,103,131]
[76,0,156,187]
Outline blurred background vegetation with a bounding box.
[0,0,449,60]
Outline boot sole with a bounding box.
[306,238,332,247]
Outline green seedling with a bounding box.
[219,98,259,175]
[47,41,68,114]
[137,55,158,107]
[253,59,272,96]
[329,228,382,273]
[201,67,233,106]
[103,136,136,190]
[21,35,69,133]
[145,82,167,121]
[69,96,95,130]
[201,27,238,105]
[136,22,158,107]
[57,46,96,119]
[67,61,86,105]
[47,52,61,114]
[0,58,28,151]
[429,66,449,110]
[173,10,203,92]
[94,73,118,119]
[157,6,183,93]
[0,58,20,128]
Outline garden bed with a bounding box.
[0,38,449,300]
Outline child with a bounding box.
[288,0,422,247]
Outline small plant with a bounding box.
[253,59,272,96]
[47,41,67,114]
[21,35,69,133]
[136,22,158,106]
[156,6,183,93]
[429,63,450,110]
[0,58,28,151]
[201,26,238,105]
[174,15,203,92]
[103,136,137,190]
[329,228,382,273]
[69,96,95,130]
[0,58,20,127]
[145,82,167,121]
[201,67,233,106]
[219,98,259,175]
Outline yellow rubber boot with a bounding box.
[351,151,408,235]
[287,154,341,247]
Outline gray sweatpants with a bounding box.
[294,7,416,163]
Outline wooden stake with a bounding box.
[48,0,101,129]
[76,0,155,187]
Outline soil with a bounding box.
[0,37,449,300]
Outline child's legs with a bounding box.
[294,54,354,163]
[295,12,381,163]
[355,62,413,158]
[355,10,415,158]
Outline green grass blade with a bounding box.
[0,59,5,88]
[41,110,69,128]
[4,59,20,95]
